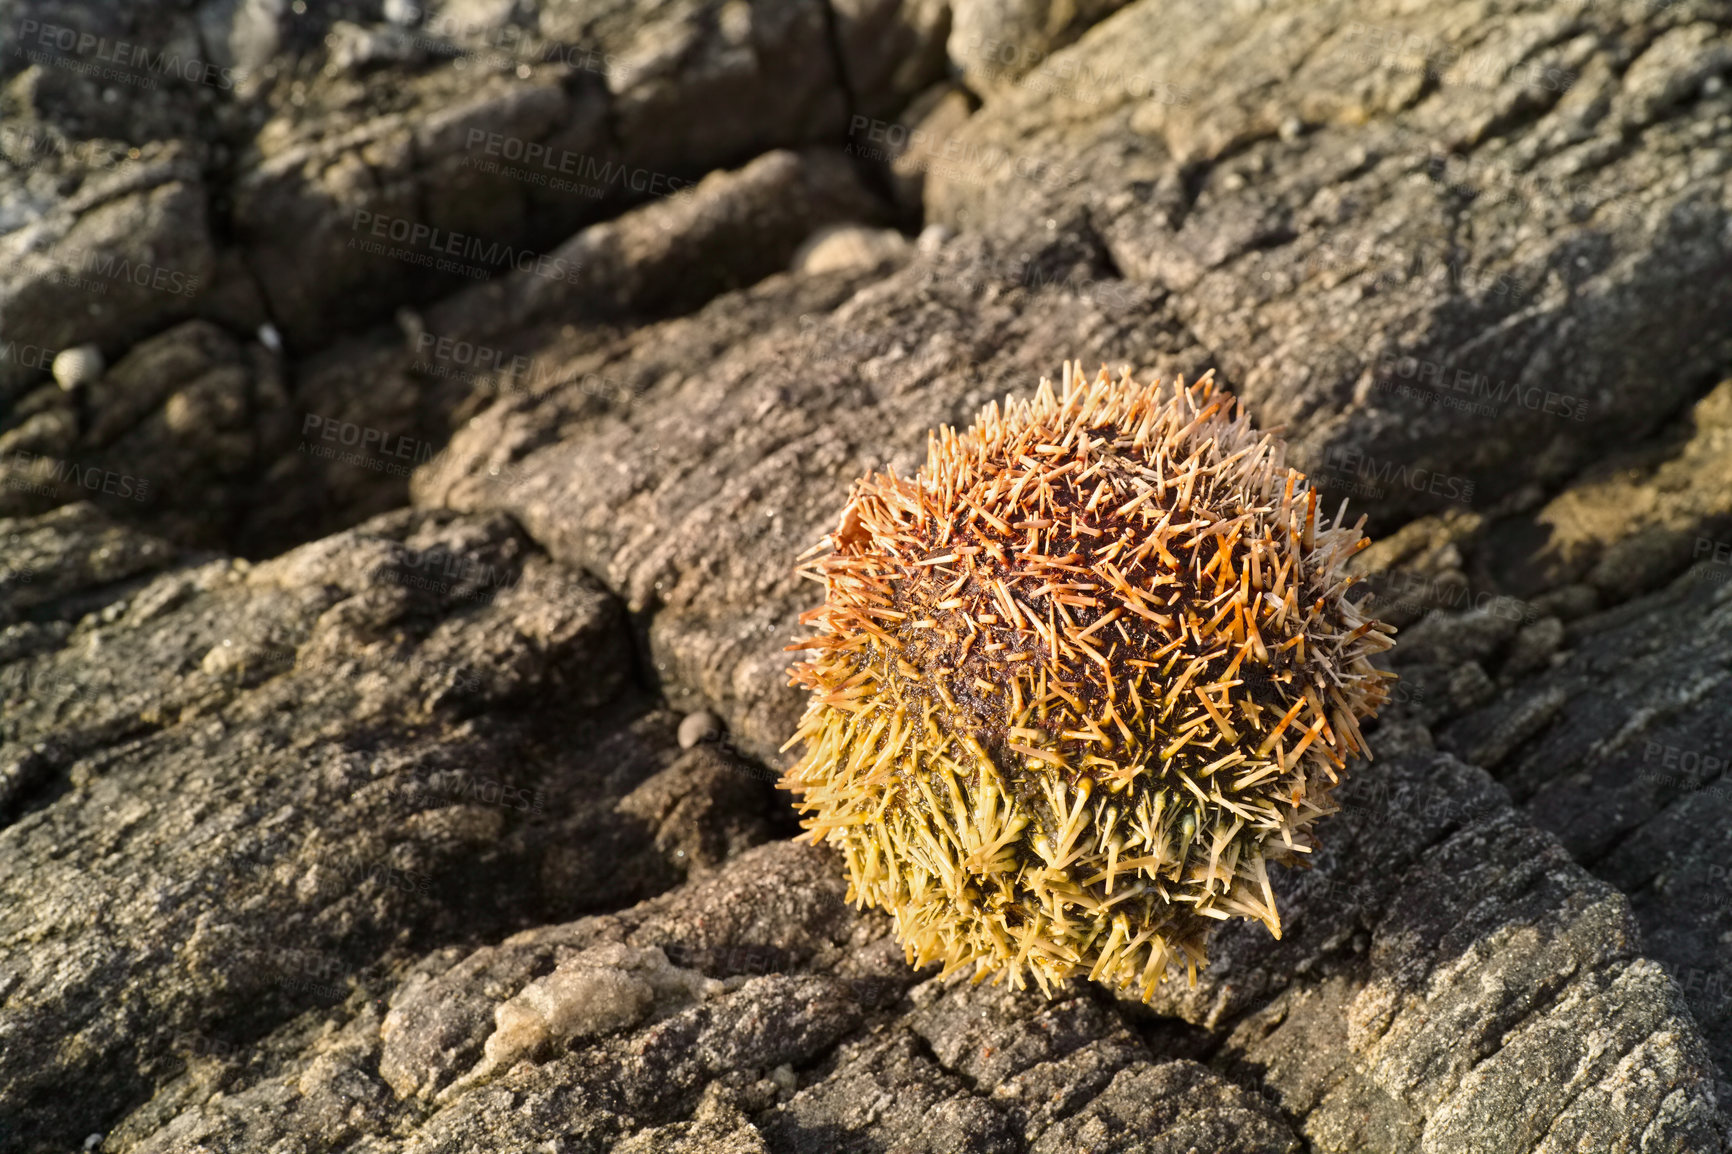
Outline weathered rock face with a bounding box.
[3,0,1731,1150]
[0,503,780,1150]
[924,0,1732,533]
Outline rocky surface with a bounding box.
[3,0,1731,1151]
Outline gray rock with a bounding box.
[45,741,1722,1152]
[220,0,944,350]
[0,320,288,549]
[1439,559,1732,1105]
[0,147,215,402]
[2,0,1732,1148]
[948,0,1135,97]
[232,147,889,559]
[0,504,775,1151]
[231,68,612,350]
[925,0,1732,533]
[791,224,913,274]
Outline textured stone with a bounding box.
[3,0,1732,1148]
[0,504,771,1152]
[0,148,215,402]
[925,0,1732,533]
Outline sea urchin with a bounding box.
[781,363,1396,1002]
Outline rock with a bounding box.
[791,224,913,274]
[1,320,289,549]
[5,0,1732,1147]
[1501,615,1565,677]
[458,942,716,1089]
[0,504,769,1151]
[221,0,945,350]
[917,222,955,252]
[231,67,613,350]
[66,751,1728,1153]
[885,82,976,217]
[1477,378,1732,601]
[948,0,1135,97]
[1439,560,1732,1103]
[1028,1062,1301,1153]
[236,147,889,559]
[0,147,215,403]
[924,0,1732,532]
[418,148,893,339]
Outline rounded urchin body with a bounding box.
[782,363,1395,1001]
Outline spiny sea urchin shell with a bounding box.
[781,363,1396,1001]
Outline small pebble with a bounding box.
[792,224,911,274]
[678,710,721,749]
[51,344,104,390]
[257,323,283,352]
[917,223,955,253]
